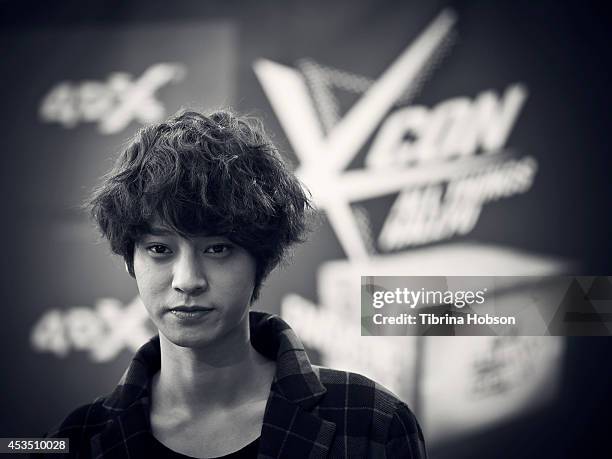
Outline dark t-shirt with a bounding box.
[149,434,260,459]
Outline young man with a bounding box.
[46,111,427,458]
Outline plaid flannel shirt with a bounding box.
[44,311,427,458]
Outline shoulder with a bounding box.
[314,366,427,458]
[45,397,113,457]
[314,365,405,416]
[47,397,113,436]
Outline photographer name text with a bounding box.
[372,312,516,325]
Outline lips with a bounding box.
[169,305,213,312]
[167,305,213,322]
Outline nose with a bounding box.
[172,250,208,296]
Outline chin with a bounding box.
[161,328,219,349]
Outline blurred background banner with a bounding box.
[2,1,611,458]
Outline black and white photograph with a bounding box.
[1,1,611,458]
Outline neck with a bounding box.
[154,323,272,413]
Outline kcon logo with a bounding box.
[39,62,186,134]
[260,9,544,397]
[255,9,536,255]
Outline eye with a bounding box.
[203,243,232,257]
[146,244,172,257]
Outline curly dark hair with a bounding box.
[87,110,312,300]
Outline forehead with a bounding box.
[144,226,179,237]
[141,217,211,239]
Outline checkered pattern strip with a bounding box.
[42,311,426,458]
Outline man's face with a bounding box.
[133,222,256,349]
